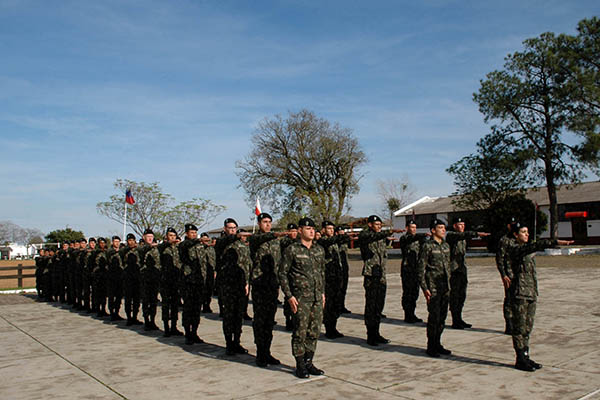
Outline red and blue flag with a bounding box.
[125,189,135,205]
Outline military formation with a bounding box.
[34,213,572,376]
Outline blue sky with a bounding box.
[1,0,598,237]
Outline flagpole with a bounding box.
[123,200,127,240]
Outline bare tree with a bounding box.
[376,177,416,223]
[0,221,44,245]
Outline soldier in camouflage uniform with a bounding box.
[53,242,69,303]
[249,213,283,367]
[446,217,490,329]
[507,223,572,371]
[122,234,143,326]
[418,219,452,357]
[73,238,87,309]
[40,249,54,300]
[91,237,108,317]
[495,218,516,335]
[81,238,96,311]
[139,229,161,331]
[157,227,183,337]
[280,223,299,331]
[279,217,326,379]
[107,236,125,321]
[215,218,251,355]
[178,224,207,344]
[358,215,403,346]
[318,220,351,339]
[399,219,429,323]
[66,240,80,305]
[201,232,216,313]
[336,226,352,314]
[35,249,46,298]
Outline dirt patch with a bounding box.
[0,294,37,305]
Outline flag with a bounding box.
[254,197,261,216]
[125,189,135,205]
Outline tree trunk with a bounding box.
[544,167,559,240]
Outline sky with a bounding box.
[1,0,598,238]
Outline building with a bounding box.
[392,181,600,244]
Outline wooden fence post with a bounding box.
[17,263,23,288]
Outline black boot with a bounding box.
[148,315,159,330]
[225,335,235,355]
[426,336,440,357]
[144,315,152,331]
[255,347,268,368]
[163,321,171,337]
[524,347,542,369]
[295,355,309,379]
[304,351,324,375]
[504,322,513,335]
[375,326,390,344]
[171,320,184,336]
[366,326,379,347]
[265,352,280,365]
[515,349,535,371]
[190,323,203,343]
[202,304,213,313]
[233,333,248,354]
[451,312,464,329]
[185,325,194,345]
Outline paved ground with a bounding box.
[1,261,600,399]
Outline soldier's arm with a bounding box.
[508,239,558,259]
[278,246,294,300]
[417,243,431,296]
[249,232,277,257]
[495,239,509,278]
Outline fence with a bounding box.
[0,263,36,289]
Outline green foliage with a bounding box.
[45,228,85,245]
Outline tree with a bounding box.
[0,221,44,245]
[376,177,415,223]
[96,179,226,237]
[236,109,367,223]
[45,228,85,245]
[473,21,600,239]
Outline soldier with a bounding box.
[446,217,490,329]
[318,220,351,339]
[358,215,403,346]
[507,223,572,371]
[249,212,283,367]
[81,238,96,311]
[179,224,207,344]
[418,219,452,357]
[73,238,87,310]
[399,219,429,323]
[35,249,46,298]
[66,240,80,305]
[280,223,299,331]
[239,228,253,322]
[336,226,351,314]
[279,217,325,379]
[53,242,69,303]
[122,233,143,326]
[41,249,54,300]
[159,227,184,337]
[214,218,251,355]
[107,236,125,321]
[201,232,216,314]
[91,237,109,317]
[139,229,161,331]
[496,217,517,335]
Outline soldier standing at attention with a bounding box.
[358,215,403,346]
[280,223,299,331]
[446,217,490,329]
[336,226,352,314]
[73,238,87,310]
[249,212,283,367]
[66,240,80,306]
[419,219,452,357]
[159,227,183,337]
[82,238,96,312]
[279,217,325,379]
[179,224,207,344]
[399,220,429,323]
[507,222,572,371]
[495,217,516,335]
[122,234,143,326]
[215,218,251,355]
[139,229,161,331]
[201,232,216,314]
[92,237,109,317]
[35,249,46,298]
[107,236,125,321]
[54,242,69,303]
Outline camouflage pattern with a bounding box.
[139,244,161,319]
[249,232,281,349]
[52,249,67,302]
[418,238,451,348]
[215,235,251,340]
[73,248,86,308]
[399,233,428,316]
[107,247,124,316]
[279,236,298,322]
[35,255,45,297]
[511,299,536,351]
[358,229,390,328]
[178,238,206,329]
[446,231,479,317]
[496,234,516,331]
[338,241,350,310]
[159,241,182,323]
[122,246,141,319]
[91,248,108,313]
[203,244,216,309]
[279,241,325,357]
[66,247,77,304]
[81,248,93,310]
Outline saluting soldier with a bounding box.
[122,233,143,326]
[399,219,429,323]
[159,227,184,337]
[139,229,161,331]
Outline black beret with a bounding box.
[238,228,246,233]
[335,225,345,232]
[506,216,517,225]
[452,217,465,224]
[126,233,135,240]
[511,222,524,234]
[287,223,298,230]
[322,220,334,228]
[80,238,87,243]
[88,237,96,243]
[224,218,238,227]
[200,232,209,238]
[143,228,154,236]
[112,236,121,241]
[368,215,382,223]
[257,212,272,222]
[184,223,197,232]
[298,217,315,227]
[97,237,106,243]
[406,219,416,226]
[429,219,446,229]
[166,227,177,235]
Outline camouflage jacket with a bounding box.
[338,240,350,270]
[215,235,250,288]
[357,229,390,283]
[279,241,325,301]
[158,241,182,287]
[204,245,216,272]
[91,249,107,274]
[107,247,122,273]
[139,244,161,273]
[178,238,206,284]
[507,239,557,300]
[318,235,348,282]
[495,234,515,279]
[249,232,281,289]
[81,249,93,275]
[399,233,428,269]
[418,239,451,294]
[122,246,140,276]
[446,231,479,273]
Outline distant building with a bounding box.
[392,181,600,244]
[0,243,35,259]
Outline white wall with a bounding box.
[588,220,600,237]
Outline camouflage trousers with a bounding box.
[503,287,512,331]
[141,269,160,319]
[340,260,349,309]
[426,288,449,348]
[180,279,202,327]
[449,269,468,316]
[401,264,420,315]
[123,271,141,317]
[510,298,536,351]
[324,276,343,326]
[73,269,83,307]
[363,276,386,328]
[204,265,215,308]
[220,284,246,337]
[251,286,278,348]
[66,268,75,304]
[82,272,91,309]
[91,270,107,311]
[107,269,123,313]
[39,272,51,299]
[52,267,65,301]
[291,296,323,357]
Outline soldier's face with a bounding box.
[454,222,465,232]
[74,242,80,249]
[127,238,136,248]
[80,241,87,248]
[112,239,120,249]
[407,224,417,235]
[99,241,107,250]
[62,244,69,250]
[288,229,298,239]
[89,241,96,249]
[315,231,321,240]
[143,234,154,245]
[299,226,315,241]
[224,223,237,235]
[431,224,446,240]
[259,218,272,233]
[324,225,334,237]
[369,221,382,233]
[200,236,209,244]
[167,232,177,244]
[187,230,198,240]
[515,227,529,244]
